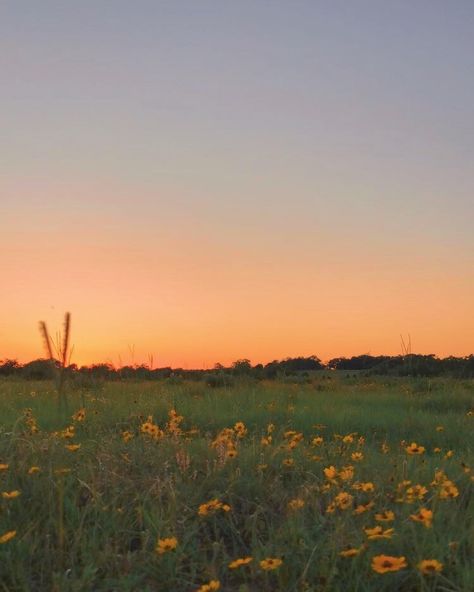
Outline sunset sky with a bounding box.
[2,1,473,368]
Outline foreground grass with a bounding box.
[0,376,473,591]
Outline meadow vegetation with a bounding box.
[0,376,472,591]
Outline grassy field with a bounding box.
[0,376,472,591]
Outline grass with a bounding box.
[0,375,472,591]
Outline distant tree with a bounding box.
[232,359,252,376]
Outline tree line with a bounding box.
[0,353,473,382]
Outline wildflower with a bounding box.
[324,466,337,480]
[405,442,425,455]
[267,423,275,434]
[353,501,374,515]
[343,434,354,444]
[364,526,394,540]
[410,508,433,528]
[260,557,283,570]
[198,499,230,516]
[435,426,444,432]
[261,436,271,446]
[2,490,21,499]
[334,491,353,510]
[444,450,454,459]
[288,498,305,511]
[0,530,16,544]
[282,458,294,467]
[234,422,247,437]
[351,452,364,462]
[417,559,443,575]
[375,510,395,522]
[439,481,459,499]
[339,545,364,557]
[65,444,81,452]
[371,554,407,574]
[381,442,390,454]
[339,466,355,481]
[28,466,41,474]
[0,464,8,471]
[226,449,238,459]
[122,430,134,443]
[72,408,86,422]
[312,436,323,446]
[403,484,428,503]
[196,580,220,592]
[228,557,253,569]
[434,447,441,453]
[155,537,178,554]
[353,481,375,493]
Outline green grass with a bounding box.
[0,376,472,591]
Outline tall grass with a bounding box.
[0,376,472,591]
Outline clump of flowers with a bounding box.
[140,416,164,440]
[23,408,39,434]
[327,491,354,513]
[52,425,75,439]
[72,408,86,422]
[198,499,231,517]
[212,427,238,459]
[396,482,428,503]
[431,470,459,499]
[166,409,184,436]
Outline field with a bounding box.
[0,376,473,591]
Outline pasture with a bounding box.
[0,376,472,591]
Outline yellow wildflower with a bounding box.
[65,444,81,452]
[371,555,407,574]
[155,537,178,554]
[196,580,220,592]
[2,490,21,499]
[339,545,364,557]
[410,508,433,528]
[364,526,394,540]
[228,557,253,569]
[405,442,425,455]
[260,557,283,570]
[288,498,305,511]
[375,510,395,522]
[0,530,16,544]
[418,559,443,574]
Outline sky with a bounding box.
[1,1,473,368]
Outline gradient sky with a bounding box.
[1,1,473,367]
